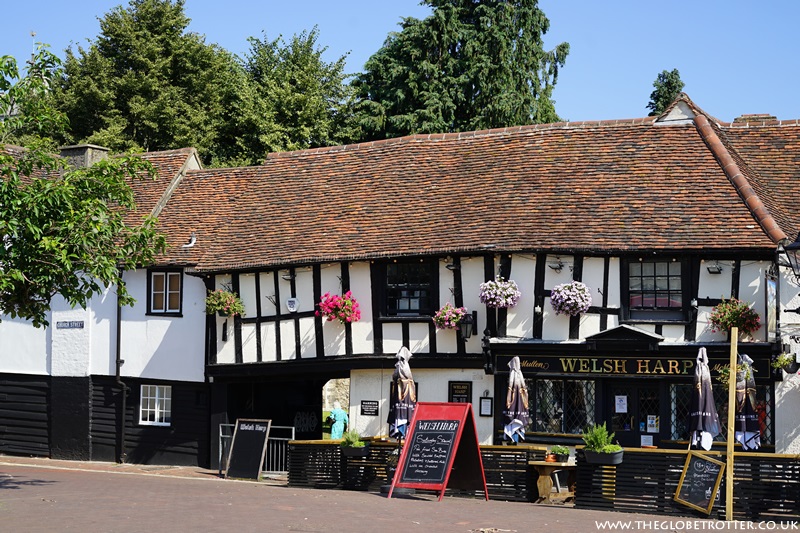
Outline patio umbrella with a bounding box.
[689,347,720,451]
[503,356,531,442]
[387,346,417,439]
[734,353,761,450]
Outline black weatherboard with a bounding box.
[225,419,271,481]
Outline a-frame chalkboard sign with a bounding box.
[388,402,488,501]
[225,419,271,481]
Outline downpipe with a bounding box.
[115,272,128,463]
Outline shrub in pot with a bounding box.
[581,423,623,465]
[550,445,570,463]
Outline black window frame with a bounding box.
[621,257,690,323]
[378,258,439,317]
[146,268,183,317]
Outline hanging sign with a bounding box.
[388,402,488,501]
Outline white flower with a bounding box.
[550,282,592,316]
[479,277,522,308]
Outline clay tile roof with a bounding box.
[153,100,798,272]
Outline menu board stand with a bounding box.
[388,402,488,501]
[674,451,725,514]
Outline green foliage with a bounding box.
[53,0,245,166]
[772,353,796,370]
[340,429,366,448]
[0,48,165,327]
[550,445,570,455]
[646,68,685,116]
[204,288,245,317]
[240,27,358,159]
[352,0,570,140]
[581,423,619,452]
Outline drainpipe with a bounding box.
[115,271,128,463]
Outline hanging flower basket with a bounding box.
[316,291,361,324]
[433,302,467,330]
[550,281,592,316]
[479,277,522,308]
[709,298,760,336]
[205,288,245,317]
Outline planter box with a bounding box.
[341,445,370,457]
[583,449,623,465]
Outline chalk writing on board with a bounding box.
[400,419,459,483]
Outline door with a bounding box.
[607,382,661,448]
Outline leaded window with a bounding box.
[384,260,436,316]
[531,378,595,435]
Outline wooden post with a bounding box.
[725,326,738,521]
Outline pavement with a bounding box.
[0,455,779,532]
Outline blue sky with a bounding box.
[2,1,799,123]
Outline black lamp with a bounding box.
[459,310,477,339]
[778,232,800,281]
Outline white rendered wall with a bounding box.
[111,269,206,382]
[348,367,495,444]
[0,315,48,375]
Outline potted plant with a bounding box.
[316,291,361,324]
[581,423,623,465]
[205,287,245,317]
[771,353,800,374]
[479,277,522,308]
[340,429,369,457]
[550,281,593,316]
[715,363,756,390]
[432,302,467,330]
[709,297,761,340]
[550,445,570,463]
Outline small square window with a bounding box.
[148,270,182,315]
[139,385,172,426]
[624,258,687,322]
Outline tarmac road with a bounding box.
[0,457,719,532]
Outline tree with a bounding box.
[647,68,685,116]
[240,27,358,158]
[0,46,165,327]
[352,0,570,140]
[53,0,244,166]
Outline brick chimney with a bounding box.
[732,113,777,124]
[59,144,109,168]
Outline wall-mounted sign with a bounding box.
[448,381,472,403]
[360,400,379,416]
[479,397,493,417]
[647,415,659,433]
[56,321,84,329]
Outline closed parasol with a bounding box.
[734,353,760,450]
[689,347,720,451]
[387,346,417,439]
[503,356,530,442]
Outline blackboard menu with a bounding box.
[674,451,725,514]
[225,419,271,481]
[400,419,459,483]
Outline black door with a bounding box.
[607,382,661,448]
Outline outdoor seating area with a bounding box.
[287,441,800,520]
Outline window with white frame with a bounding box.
[139,384,172,426]
[148,270,182,315]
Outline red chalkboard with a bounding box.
[388,402,488,501]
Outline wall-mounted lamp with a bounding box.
[690,298,698,309]
[281,273,295,281]
[706,261,723,274]
[777,232,800,282]
[459,310,477,339]
[534,305,543,314]
[548,260,564,273]
[445,263,459,271]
